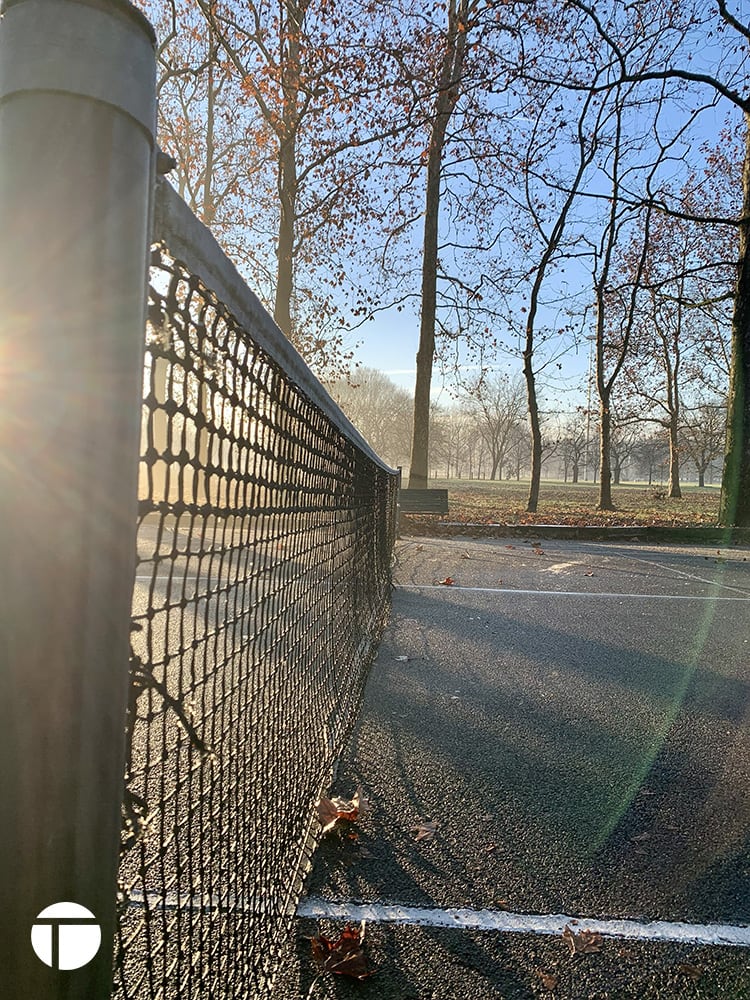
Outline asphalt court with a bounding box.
[276,535,750,999]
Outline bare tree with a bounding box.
[325,367,413,469]
[463,373,526,480]
[681,398,727,487]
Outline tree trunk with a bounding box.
[408,0,468,489]
[273,134,296,338]
[720,113,750,525]
[202,46,216,225]
[698,468,706,488]
[525,373,542,510]
[273,1,303,342]
[598,395,614,509]
[668,416,682,498]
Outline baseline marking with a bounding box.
[297,897,750,948]
[397,584,750,601]
[624,554,750,598]
[124,889,750,947]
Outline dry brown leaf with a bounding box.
[677,962,703,982]
[311,921,372,979]
[411,819,439,842]
[438,576,455,586]
[537,969,559,991]
[317,796,341,834]
[562,925,603,955]
[316,786,369,833]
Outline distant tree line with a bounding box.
[327,368,726,491]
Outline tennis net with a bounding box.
[113,179,397,998]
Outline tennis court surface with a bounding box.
[276,535,750,999]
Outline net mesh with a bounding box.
[113,243,396,998]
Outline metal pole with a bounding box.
[0,1,156,997]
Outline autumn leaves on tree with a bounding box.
[140,0,750,524]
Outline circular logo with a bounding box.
[31,902,101,970]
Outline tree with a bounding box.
[681,398,727,487]
[141,0,409,373]
[634,430,670,486]
[407,0,472,489]
[557,0,749,522]
[463,373,526,480]
[325,367,413,469]
[559,416,587,484]
[610,416,641,485]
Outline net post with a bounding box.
[0,1,156,997]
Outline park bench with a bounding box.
[398,488,449,515]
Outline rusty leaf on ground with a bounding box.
[311,921,372,979]
[438,577,455,586]
[411,819,439,842]
[562,925,603,955]
[537,969,559,990]
[677,962,703,982]
[316,787,370,833]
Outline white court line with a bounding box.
[134,575,201,582]
[397,584,750,601]
[125,889,750,948]
[297,897,750,948]
[624,555,750,598]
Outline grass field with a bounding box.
[414,478,721,528]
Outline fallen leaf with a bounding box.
[562,925,603,955]
[677,962,703,982]
[584,571,594,577]
[438,577,455,586]
[317,796,341,834]
[537,969,559,990]
[534,548,545,555]
[461,551,472,559]
[316,787,370,833]
[505,544,515,549]
[411,819,439,842]
[395,655,409,662]
[311,921,372,979]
